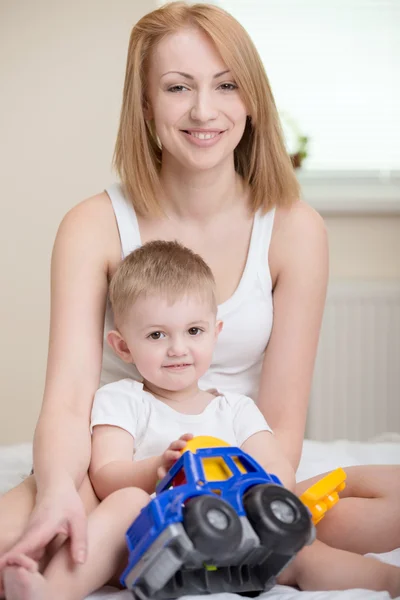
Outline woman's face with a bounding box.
[146,27,248,173]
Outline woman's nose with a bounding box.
[190,90,218,123]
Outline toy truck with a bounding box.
[120,436,316,599]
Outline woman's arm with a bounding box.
[258,201,329,471]
[33,193,121,493]
[241,431,296,491]
[0,193,122,565]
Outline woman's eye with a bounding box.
[188,327,202,336]
[149,331,165,340]
[167,85,189,93]
[219,83,238,91]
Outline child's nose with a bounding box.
[167,336,188,356]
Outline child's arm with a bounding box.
[89,425,159,498]
[89,425,192,499]
[241,431,296,491]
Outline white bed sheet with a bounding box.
[1,438,399,600]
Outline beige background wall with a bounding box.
[1,2,399,444]
[0,0,155,444]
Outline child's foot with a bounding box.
[3,566,49,600]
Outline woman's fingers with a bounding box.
[68,510,88,564]
[0,520,54,571]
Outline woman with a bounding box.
[0,0,398,589]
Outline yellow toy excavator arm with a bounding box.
[299,468,347,525]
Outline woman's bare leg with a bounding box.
[0,477,38,558]
[296,465,400,554]
[278,539,400,598]
[3,487,149,600]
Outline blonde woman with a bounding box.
[0,1,398,597]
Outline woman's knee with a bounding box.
[343,465,400,500]
[297,465,400,501]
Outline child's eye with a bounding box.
[188,327,202,336]
[148,331,165,340]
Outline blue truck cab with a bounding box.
[121,436,314,599]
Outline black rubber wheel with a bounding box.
[183,495,242,560]
[244,484,312,555]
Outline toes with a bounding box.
[3,566,28,599]
[3,566,44,600]
[3,555,38,573]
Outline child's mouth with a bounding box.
[163,363,192,370]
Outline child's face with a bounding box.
[113,293,222,392]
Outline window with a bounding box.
[218,0,399,173]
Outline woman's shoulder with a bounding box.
[61,190,115,231]
[270,199,328,282]
[274,198,326,239]
[55,189,121,273]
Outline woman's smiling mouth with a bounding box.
[181,129,225,146]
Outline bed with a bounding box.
[1,437,399,600]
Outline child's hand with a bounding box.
[157,433,193,480]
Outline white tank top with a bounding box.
[101,182,275,401]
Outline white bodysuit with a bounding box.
[101,183,276,402]
[90,378,272,461]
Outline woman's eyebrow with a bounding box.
[161,70,231,80]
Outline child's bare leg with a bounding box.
[296,465,400,554]
[278,539,400,598]
[3,487,149,600]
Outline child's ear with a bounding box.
[215,320,223,339]
[107,330,134,364]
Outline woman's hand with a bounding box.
[0,477,88,572]
[157,433,193,480]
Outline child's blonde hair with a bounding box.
[109,240,217,327]
[113,1,299,217]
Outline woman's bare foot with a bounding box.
[2,566,49,600]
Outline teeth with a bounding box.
[190,132,219,140]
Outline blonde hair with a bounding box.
[113,1,299,216]
[109,240,217,327]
